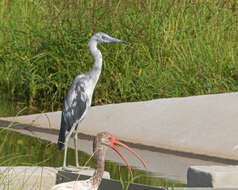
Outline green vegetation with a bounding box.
[0,93,28,117]
[0,0,237,111]
[0,129,185,187]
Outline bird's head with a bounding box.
[93,132,147,178]
[91,32,128,44]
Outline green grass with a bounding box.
[0,0,237,111]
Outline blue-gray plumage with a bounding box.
[57,32,128,168]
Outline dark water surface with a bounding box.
[0,93,28,117]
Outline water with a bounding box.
[0,129,185,187]
[0,92,43,117]
[0,93,28,117]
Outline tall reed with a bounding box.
[0,0,237,111]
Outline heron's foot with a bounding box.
[76,165,90,170]
[62,166,76,172]
[62,165,90,172]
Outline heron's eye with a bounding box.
[101,36,106,40]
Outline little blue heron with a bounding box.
[57,33,128,168]
[51,132,147,190]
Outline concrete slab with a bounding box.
[1,92,238,161]
[0,166,57,190]
[187,165,238,187]
[0,166,110,190]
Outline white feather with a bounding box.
[50,179,98,190]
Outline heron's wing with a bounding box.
[58,76,90,148]
[62,77,89,131]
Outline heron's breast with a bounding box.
[84,80,96,101]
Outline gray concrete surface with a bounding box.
[187,166,238,187]
[2,93,238,184]
[2,92,238,161]
[0,166,109,190]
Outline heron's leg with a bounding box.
[74,125,79,167]
[63,132,71,168]
[63,123,78,169]
[74,126,89,170]
[63,136,69,168]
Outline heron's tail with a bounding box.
[57,117,66,150]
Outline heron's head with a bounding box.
[93,132,146,178]
[92,32,128,44]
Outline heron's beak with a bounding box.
[109,135,147,178]
[107,36,128,45]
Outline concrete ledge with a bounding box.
[187,166,238,187]
[1,92,238,162]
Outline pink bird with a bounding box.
[50,132,147,190]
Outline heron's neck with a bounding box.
[90,147,106,187]
[88,39,103,81]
